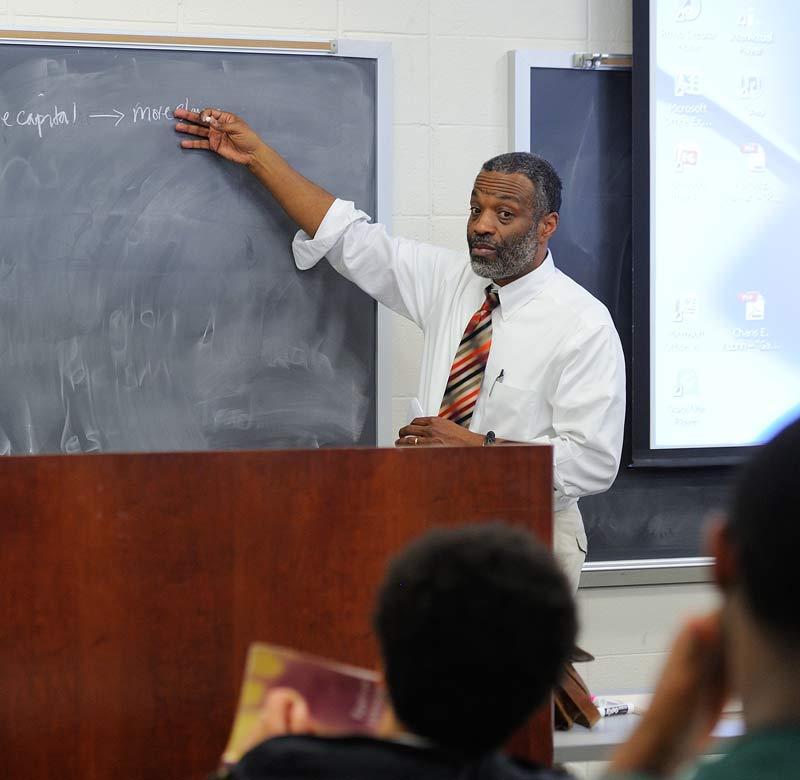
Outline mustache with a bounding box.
[468,236,500,250]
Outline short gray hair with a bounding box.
[480,152,562,220]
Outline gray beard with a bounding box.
[469,221,541,281]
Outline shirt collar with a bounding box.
[492,249,555,320]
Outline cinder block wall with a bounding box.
[2,5,717,770]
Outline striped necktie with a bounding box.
[438,285,500,428]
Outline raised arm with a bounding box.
[174,107,334,237]
[607,612,728,778]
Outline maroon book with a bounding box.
[221,643,387,766]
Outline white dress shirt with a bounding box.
[293,199,626,511]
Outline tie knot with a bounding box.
[483,286,500,312]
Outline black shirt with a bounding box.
[231,735,570,780]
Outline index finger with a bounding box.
[173,107,203,124]
[173,107,222,125]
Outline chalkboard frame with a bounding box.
[0,29,395,447]
[509,50,713,587]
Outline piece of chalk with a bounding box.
[203,116,212,122]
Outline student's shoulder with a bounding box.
[232,735,455,780]
[234,737,573,780]
[231,735,363,779]
[480,752,573,780]
[692,727,800,780]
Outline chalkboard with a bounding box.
[510,51,736,572]
[0,35,390,454]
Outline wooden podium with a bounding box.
[1,445,554,779]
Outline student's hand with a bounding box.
[239,688,315,755]
[396,417,486,447]
[609,611,729,777]
[175,107,264,166]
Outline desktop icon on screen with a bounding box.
[738,291,765,321]
[674,72,703,97]
[737,7,756,26]
[673,292,699,322]
[676,0,702,23]
[675,142,700,171]
[740,143,766,173]
[673,369,700,398]
[739,75,763,99]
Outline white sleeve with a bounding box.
[292,199,465,328]
[533,323,626,502]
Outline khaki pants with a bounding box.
[553,503,587,593]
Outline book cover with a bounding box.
[221,642,387,767]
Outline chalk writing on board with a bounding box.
[0,45,379,454]
[1,103,75,137]
[0,98,206,137]
[88,108,125,125]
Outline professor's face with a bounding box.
[467,171,540,284]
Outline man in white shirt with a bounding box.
[175,107,626,589]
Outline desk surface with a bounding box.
[554,714,745,763]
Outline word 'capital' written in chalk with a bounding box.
[0,98,202,138]
[1,103,77,138]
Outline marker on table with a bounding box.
[592,697,639,717]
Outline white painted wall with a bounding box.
[1,0,718,762]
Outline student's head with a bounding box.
[713,417,800,643]
[468,153,562,284]
[373,522,576,755]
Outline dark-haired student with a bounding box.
[229,523,576,780]
[175,108,625,592]
[608,416,800,779]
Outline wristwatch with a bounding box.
[483,430,496,446]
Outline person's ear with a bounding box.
[372,663,405,738]
[706,515,737,590]
[538,211,558,241]
[375,664,387,691]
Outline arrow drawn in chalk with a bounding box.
[88,109,126,127]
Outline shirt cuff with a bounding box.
[291,199,371,270]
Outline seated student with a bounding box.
[230,523,576,780]
[608,417,800,779]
